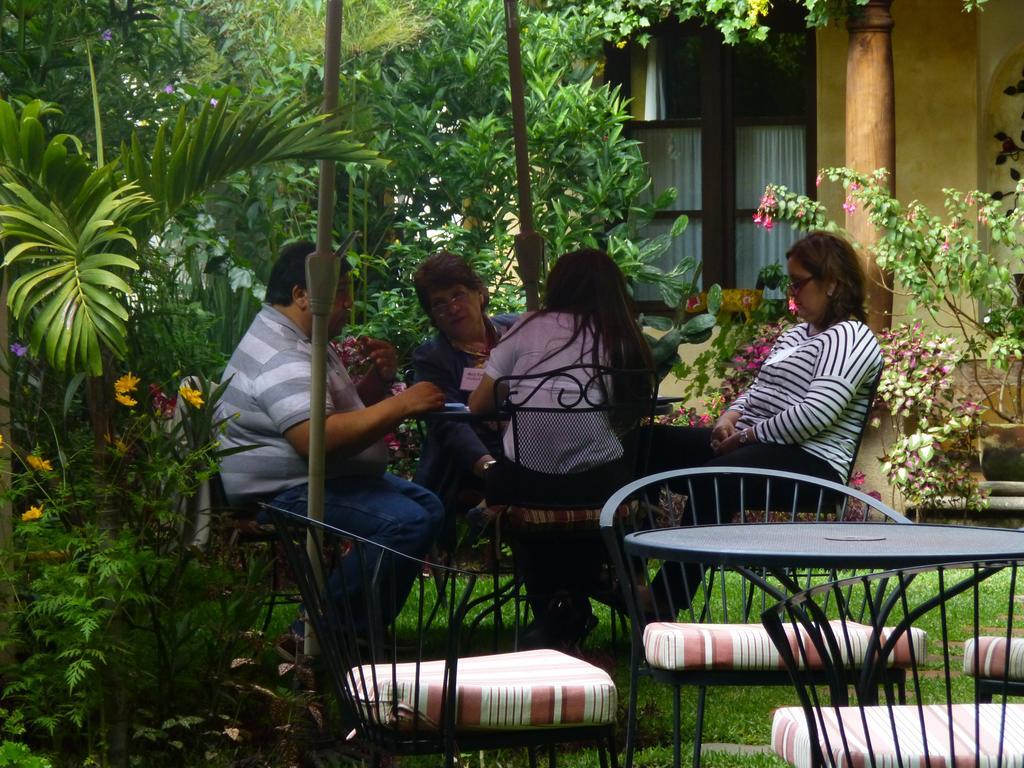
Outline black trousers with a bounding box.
[642,425,844,606]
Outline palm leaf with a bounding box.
[122,98,386,228]
[0,180,150,375]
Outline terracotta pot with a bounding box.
[979,423,1024,481]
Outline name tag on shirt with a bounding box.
[460,367,486,391]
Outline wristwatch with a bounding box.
[739,429,751,445]
[481,459,497,472]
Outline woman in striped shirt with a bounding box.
[653,231,882,488]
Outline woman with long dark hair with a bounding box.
[469,247,653,472]
[468,248,653,649]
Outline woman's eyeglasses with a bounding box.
[788,276,815,295]
[430,289,472,316]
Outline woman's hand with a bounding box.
[715,427,755,455]
[710,410,741,453]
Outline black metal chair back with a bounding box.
[762,557,1024,768]
[599,467,910,768]
[846,364,883,483]
[489,365,658,507]
[264,505,620,767]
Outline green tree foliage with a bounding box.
[0,1,203,147]
[339,0,698,353]
[554,0,989,45]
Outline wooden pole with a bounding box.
[502,0,542,310]
[303,0,344,657]
[845,0,896,332]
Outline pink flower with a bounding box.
[762,217,774,230]
[163,84,174,94]
[842,198,856,214]
[849,182,861,192]
[149,383,177,418]
[940,239,951,252]
[815,173,822,188]
[787,298,799,314]
[752,213,762,225]
[686,295,701,311]
[795,208,805,219]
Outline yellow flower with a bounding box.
[21,505,43,521]
[114,372,140,395]
[26,454,53,472]
[179,385,204,409]
[0,433,4,449]
[615,39,627,49]
[115,392,138,407]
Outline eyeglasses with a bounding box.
[430,289,472,316]
[788,275,815,295]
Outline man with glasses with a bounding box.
[218,241,446,638]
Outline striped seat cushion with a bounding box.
[964,636,1024,680]
[348,648,616,732]
[644,620,927,672]
[772,703,1024,768]
[489,500,635,530]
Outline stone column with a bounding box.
[845,0,895,333]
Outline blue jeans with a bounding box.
[269,473,444,628]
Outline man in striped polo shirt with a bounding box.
[218,241,446,620]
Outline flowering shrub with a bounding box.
[0,366,275,763]
[875,323,985,511]
[333,336,422,476]
[655,394,725,428]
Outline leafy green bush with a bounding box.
[0,373,274,765]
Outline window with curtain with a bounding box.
[605,9,815,306]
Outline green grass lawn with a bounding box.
[286,565,1016,767]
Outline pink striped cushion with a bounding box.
[348,648,616,731]
[963,636,1024,680]
[643,620,927,671]
[489,501,635,530]
[772,703,1024,768]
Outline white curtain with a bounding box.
[633,127,702,211]
[734,125,806,288]
[644,39,665,121]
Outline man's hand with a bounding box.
[395,381,445,416]
[710,410,740,453]
[362,337,398,383]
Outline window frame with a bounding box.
[605,9,817,311]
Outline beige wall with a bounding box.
[817,0,980,211]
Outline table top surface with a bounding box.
[624,522,1024,569]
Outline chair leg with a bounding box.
[693,685,707,768]
[547,744,556,768]
[624,656,641,768]
[673,684,682,768]
[528,745,539,768]
[607,728,620,768]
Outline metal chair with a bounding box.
[599,466,911,768]
[264,504,620,768]
[762,557,1024,768]
[479,365,658,649]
